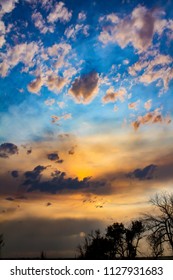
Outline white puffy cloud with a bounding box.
[47,1,72,24]
[69,72,99,104]
[0,42,38,77]
[129,54,173,90]
[47,43,71,69]
[129,54,172,76]
[64,67,77,79]
[32,11,54,34]
[47,43,71,57]
[0,0,19,18]
[140,67,173,91]
[46,74,67,92]
[99,5,173,52]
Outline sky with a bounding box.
[0,0,173,258]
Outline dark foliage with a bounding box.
[78,220,145,259]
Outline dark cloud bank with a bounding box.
[0,218,105,258]
[22,165,110,195]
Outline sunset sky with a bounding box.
[0,0,173,258]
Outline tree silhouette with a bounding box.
[0,234,4,258]
[78,220,144,259]
[106,220,144,259]
[147,231,164,258]
[125,220,144,258]
[106,222,126,258]
[78,230,110,259]
[144,192,173,255]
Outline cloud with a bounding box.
[0,42,38,77]
[102,87,127,103]
[51,115,61,123]
[47,43,71,57]
[47,1,72,24]
[69,72,99,104]
[47,153,59,161]
[129,54,172,76]
[26,0,53,8]
[127,164,157,180]
[152,152,173,182]
[0,0,19,18]
[46,202,52,206]
[23,165,47,186]
[128,53,173,91]
[16,195,28,200]
[131,109,170,130]
[65,24,89,39]
[32,11,54,34]
[46,74,67,92]
[5,197,15,201]
[144,99,152,111]
[57,159,63,164]
[78,11,86,21]
[51,114,72,123]
[99,6,172,52]
[21,165,109,195]
[64,67,77,80]
[128,100,140,110]
[0,218,105,258]
[0,20,5,48]
[68,146,76,155]
[27,76,43,94]
[57,101,65,109]
[27,149,32,155]
[139,67,173,91]
[47,43,71,69]
[0,143,18,158]
[11,170,19,178]
[24,168,91,193]
[22,145,32,155]
[28,74,67,95]
[44,98,55,106]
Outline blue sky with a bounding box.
[0,0,173,142]
[0,0,173,258]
